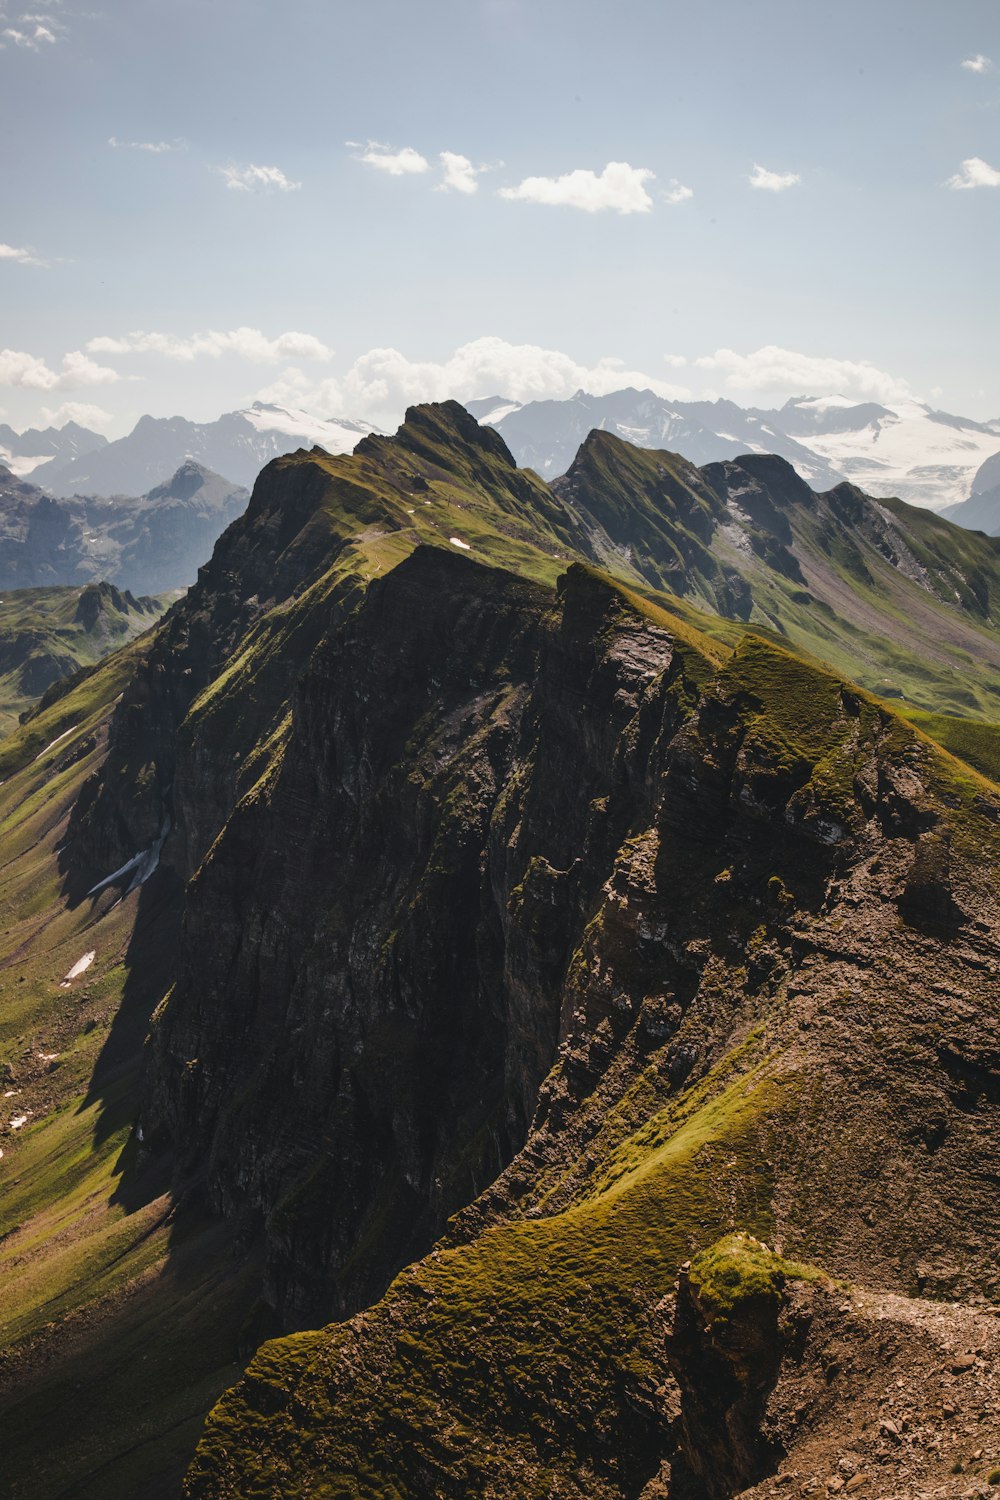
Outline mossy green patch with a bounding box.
[687,1232,824,1323]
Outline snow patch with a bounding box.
[86,811,170,899]
[479,401,522,425]
[448,536,472,550]
[34,724,78,762]
[239,403,378,454]
[10,1114,28,1131]
[61,950,95,985]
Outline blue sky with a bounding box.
[1,0,998,434]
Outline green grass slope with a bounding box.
[0,580,175,735]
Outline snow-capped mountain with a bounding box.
[29,403,380,497]
[0,419,107,478]
[473,390,1000,512]
[772,395,1000,509]
[469,389,847,492]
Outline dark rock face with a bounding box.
[138,549,694,1327]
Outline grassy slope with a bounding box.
[0,648,259,1498]
[0,583,176,735]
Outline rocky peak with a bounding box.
[357,399,518,474]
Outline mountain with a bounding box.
[0,404,998,1499]
[478,389,1000,511]
[552,430,1000,719]
[939,449,1000,534]
[30,402,379,496]
[0,580,172,734]
[0,418,107,478]
[939,486,1000,535]
[476,388,848,491]
[0,460,249,593]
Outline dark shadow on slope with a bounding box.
[78,863,185,1208]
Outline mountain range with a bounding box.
[0,403,998,1500]
[473,389,1000,516]
[25,402,378,497]
[0,460,248,594]
[0,418,108,478]
[4,391,1000,527]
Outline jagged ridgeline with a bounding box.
[0,403,998,1500]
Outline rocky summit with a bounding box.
[0,404,997,1500]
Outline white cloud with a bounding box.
[220,163,301,193]
[39,400,114,430]
[0,242,43,266]
[499,161,655,214]
[0,348,119,391]
[961,54,994,73]
[749,162,800,192]
[109,136,181,154]
[86,327,332,363]
[256,335,691,426]
[946,156,1000,189]
[0,16,56,46]
[438,151,481,194]
[663,179,693,205]
[694,345,910,402]
[356,142,430,176]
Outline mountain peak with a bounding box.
[359,400,518,473]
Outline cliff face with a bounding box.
[180,541,1000,1497]
[139,549,707,1327]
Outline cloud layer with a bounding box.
[221,163,300,192]
[946,156,1000,190]
[86,327,332,362]
[0,348,119,391]
[749,163,800,192]
[438,151,481,194]
[695,345,910,401]
[499,161,655,214]
[109,136,180,154]
[357,142,430,176]
[0,242,43,266]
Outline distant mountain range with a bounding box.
[470,390,1000,517]
[24,403,378,497]
[0,418,108,477]
[0,460,248,594]
[4,390,1000,529]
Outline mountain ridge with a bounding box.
[0,402,998,1499]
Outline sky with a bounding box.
[1,0,998,437]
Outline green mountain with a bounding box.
[0,580,175,735]
[1,405,998,1500]
[555,430,1000,719]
